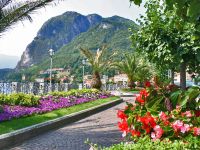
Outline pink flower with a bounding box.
[151,132,156,139]
[182,111,193,118]
[176,105,181,111]
[159,111,168,121]
[159,111,170,125]
[180,124,190,133]
[193,127,200,136]
[151,125,164,140]
[172,120,184,132]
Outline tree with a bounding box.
[132,0,200,90]
[129,0,200,26]
[111,53,151,89]
[80,46,114,90]
[0,0,57,35]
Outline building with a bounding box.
[84,75,93,87]
[39,68,66,75]
[101,75,108,84]
[35,78,44,83]
[36,67,71,83]
[174,72,193,82]
[113,74,128,84]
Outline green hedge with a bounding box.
[49,88,100,97]
[103,136,200,150]
[0,93,40,106]
[0,89,101,107]
[86,136,200,150]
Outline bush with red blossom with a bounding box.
[117,81,200,141]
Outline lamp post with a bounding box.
[82,59,88,88]
[48,49,54,92]
[82,59,86,88]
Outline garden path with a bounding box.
[11,96,135,150]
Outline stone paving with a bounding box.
[11,97,135,150]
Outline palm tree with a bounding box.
[0,0,56,35]
[112,53,150,89]
[80,46,115,90]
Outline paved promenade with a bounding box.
[11,96,134,150]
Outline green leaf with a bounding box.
[145,96,163,111]
[170,90,182,108]
[127,116,133,126]
[179,95,189,108]
[187,0,200,21]
[165,0,174,10]
[184,87,200,102]
[130,0,142,6]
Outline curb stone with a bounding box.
[0,98,123,150]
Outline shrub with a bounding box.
[50,89,100,97]
[0,93,40,106]
[0,89,105,107]
[102,136,200,150]
[117,82,200,141]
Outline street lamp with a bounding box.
[48,49,54,92]
[82,59,88,88]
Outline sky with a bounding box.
[0,0,145,58]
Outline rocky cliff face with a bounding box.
[16,12,137,71]
[16,12,103,69]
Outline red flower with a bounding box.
[136,95,145,104]
[146,112,156,128]
[145,81,151,87]
[193,127,200,136]
[117,110,127,120]
[137,112,157,134]
[139,89,149,97]
[143,124,151,133]
[131,130,141,137]
[195,110,200,117]
[118,120,129,133]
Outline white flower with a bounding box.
[122,131,127,137]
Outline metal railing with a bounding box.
[0,82,128,95]
[0,82,79,95]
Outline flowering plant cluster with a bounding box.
[117,81,200,141]
[0,90,111,122]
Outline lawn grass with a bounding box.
[0,96,119,135]
[121,88,140,94]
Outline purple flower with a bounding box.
[0,93,111,122]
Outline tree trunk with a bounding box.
[180,61,186,90]
[171,69,175,84]
[91,71,102,90]
[128,79,135,89]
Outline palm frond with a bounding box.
[80,47,95,66]
[0,0,57,35]
[112,52,152,82]
[0,0,12,9]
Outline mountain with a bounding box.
[13,12,138,81]
[16,12,103,69]
[0,68,14,81]
[0,54,19,69]
[36,16,137,73]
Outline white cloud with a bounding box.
[0,0,145,57]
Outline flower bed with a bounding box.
[117,81,200,142]
[0,89,111,122]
